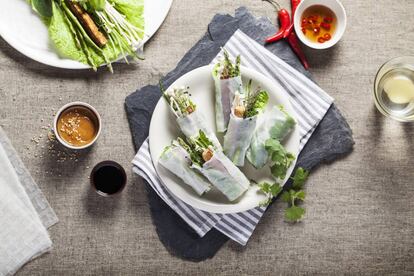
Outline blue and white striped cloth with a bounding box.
[132,30,334,245]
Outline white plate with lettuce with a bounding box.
[0,0,172,70]
[149,65,301,214]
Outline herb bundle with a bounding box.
[163,87,196,118]
[213,49,241,79]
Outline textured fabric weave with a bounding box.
[0,128,58,276]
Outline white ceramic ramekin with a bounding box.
[294,0,347,50]
[53,102,102,150]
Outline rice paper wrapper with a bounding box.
[247,106,296,169]
[214,75,243,132]
[176,111,222,150]
[192,151,249,202]
[223,114,258,167]
[159,145,211,196]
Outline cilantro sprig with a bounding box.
[258,182,282,207]
[258,167,309,222]
[265,139,296,180]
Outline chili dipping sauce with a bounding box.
[301,5,337,44]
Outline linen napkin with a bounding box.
[132,30,333,245]
[0,127,58,276]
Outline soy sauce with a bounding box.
[91,161,126,196]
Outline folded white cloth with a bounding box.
[133,30,334,245]
[0,128,58,276]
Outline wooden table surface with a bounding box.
[0,0,413,275]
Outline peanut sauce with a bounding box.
[57,107,98,147]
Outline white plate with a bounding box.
[149,65,301,214]
[0,0,173,69]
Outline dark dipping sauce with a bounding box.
[91,161,126,196]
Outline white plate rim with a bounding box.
[0,0,173,69]
[149,65,300,214]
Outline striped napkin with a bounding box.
[132,30,333,245]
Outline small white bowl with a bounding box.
[53,102,102,150]
[294,0,347,49]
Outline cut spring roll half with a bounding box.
[212,50,243,132]
[181,131,250,202]
[163,86,222,150]
[247,105,296,169]
[159,141,211,196]
[223,80,269,166]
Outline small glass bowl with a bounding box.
[374,56,414,122]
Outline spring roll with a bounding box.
[192,151,250,201]
[212,50,243,132]
[223,112,258,166]
[164,86,222,150]
[246,105,296,169]
[180,131,249,201]
[159,141,211,196]
[223,82,269,166]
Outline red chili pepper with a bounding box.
[291,0,301,15]
[263,0,310,70]
[320,22,331,30]
[318,37,325,43]
[284,0,301,37]
[323,33,331,40]
[287,32,309,69]
[324,16,333,23]
[263,0,291,43]
[265,8,291,43]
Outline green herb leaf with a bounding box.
[177,137,203,167]
[215,49,241,79]
[270,183,283,196]
[265,139,295,180]
[258,182,272,194]
[285,206,305,222]
[257,182,282,207]
[291,167,309,190]
[196,130,213,149]
[245,90,269,118]
[31,0,53,17]
[295,190,306,201]
[281,191,291,203]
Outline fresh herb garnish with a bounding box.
[177,130,214,167]
[163,87,196,118]
[258,182,282,207]
[213,49,241,79]
[281,167,309,222]
[177,137,204,167]
[265,138,295,180]
[192,130,213,149]
[258,167,309,222]
[244,79,269,118]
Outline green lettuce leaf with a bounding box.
[111,0,145,38]
[31,0,53,17]
[48,0,144,68]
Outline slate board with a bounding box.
[125,7,354,262]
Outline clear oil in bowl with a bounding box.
[376,68,414,120]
